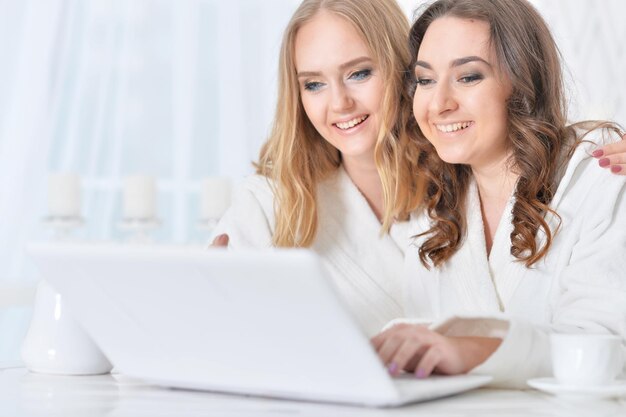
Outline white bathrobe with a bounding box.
[213,167,407,337]
[404,135,626,387]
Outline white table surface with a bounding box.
[1,367,625,417]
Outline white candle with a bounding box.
[201,177,232,220]
[123,175,157,219]
[48,173,81,218]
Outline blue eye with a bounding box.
[349,69,372,81]
[459,74,483,83]
[303,81,324,92]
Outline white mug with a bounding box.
[21,280,113,375]
[551,333,624,386]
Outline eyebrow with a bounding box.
[297,56,373,78]
[415,55,491,70]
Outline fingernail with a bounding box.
[611,165,623,173]
[388,362,398,375]
[415,368,426,379]
[592,149,604,158]
[599,158,611,167]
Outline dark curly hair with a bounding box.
[405,0,616,268]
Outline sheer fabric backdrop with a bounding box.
[0,0,624,360]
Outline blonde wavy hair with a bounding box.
[256,0,421,247]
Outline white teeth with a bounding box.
[436,121,471,133]
[336,115,368,130]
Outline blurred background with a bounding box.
[0,0,624,361]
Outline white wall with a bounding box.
[530,0,626,123]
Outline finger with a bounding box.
[211,234,229,247]
[598,154,626,167]
[415,346,443,379]
[371,333,386,351]
[389,339,429,374]
[376,335,405,368]
[596,155,626,175]
[594,136,626,158]
[610,164,626,175]
[371,323,408,351]
[405,350,423,372]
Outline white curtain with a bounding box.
[0,0,300,360]
[529,0,626,122]
[0,0,301,283]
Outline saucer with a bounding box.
[527,377,626,399]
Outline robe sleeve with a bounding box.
[210,176,275,250]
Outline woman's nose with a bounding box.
[428,82,457,115]
[330,84,355,112]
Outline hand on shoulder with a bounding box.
[593,132,626,175]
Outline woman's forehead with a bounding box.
[417,17,492,65]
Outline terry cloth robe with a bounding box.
[404,133,626,388]
[213,167,407,337]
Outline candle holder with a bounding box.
[118,217,161,243]
[42,215,84,240]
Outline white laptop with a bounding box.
[27,242,491,407]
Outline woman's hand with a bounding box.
[371,323,501,378]
[593,132,626,175]
[210,233,229,247]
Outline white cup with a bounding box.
[551,333,624,386]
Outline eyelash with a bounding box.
[302,68,373,92]
[349,68,372,81]
[459,73,483,83]
[303,81,324,92]
[415,73,484,87]
[416,77,434,87]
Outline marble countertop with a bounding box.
[1,368,625,417]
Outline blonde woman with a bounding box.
[213,0,420,336]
